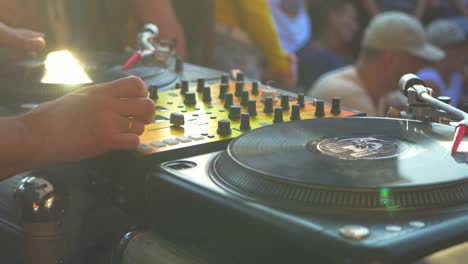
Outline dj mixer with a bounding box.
[138,73,361,160]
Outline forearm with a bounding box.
[0,116,38,180]
[237,0,289,73]
[359,0,380,17]
[135,0,187,58]
[449,0,467,15]
[415,0,429,20]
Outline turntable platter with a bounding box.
[211,118,468,212]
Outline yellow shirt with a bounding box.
[215,0,289,73]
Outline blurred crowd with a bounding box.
[0,0,467,116]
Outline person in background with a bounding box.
[308,12,444,116]
[269,0,311,55]
[212,0,297,87]
[359,0,430,20]
[417,19,467,108]
[0,0,187,57]
[298,0,359,91]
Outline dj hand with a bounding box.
[17,76,154,167]
[0,22,46,54]
[263,52,298,87]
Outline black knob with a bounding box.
[240,113,251,131]
[281,94,290,110]
[315,100,325,117]
[224,92,233,108]
[297,93,305,107]
[219,83,229,100]
[203,86,212,102]
[331,97,341,114]
[181,80,189,95]
[235,81,244,97]
[175,55,183,73]
[437,96,451,105]
[217,119,232,135]
[197,78,205,93]
[241,90,249,106]
[236,72,244,82]
[149,84,158,100]
[221,74,229,84]
[264,97,274,113]
[248,99,257,116]
[184,91,196,105]
[170,112,185,127]
[251,81,259,95]
[273,107,284,123]
[229,105,241,120]
[290,104,301,121]
[175,82,181,89]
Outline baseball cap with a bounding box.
[426,19,466,48]
[362,11,444,62]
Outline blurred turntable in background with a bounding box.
[308,11,444,116]
[417,19,467,108]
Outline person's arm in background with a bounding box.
[449,0,468,16]
[134,0,187,59]
[236,0,297,87]
[0,22,45,55]
[359,0,380,17]
[0,76,154,180]
[414,0,429,20]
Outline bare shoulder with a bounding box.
[308,67,362,100]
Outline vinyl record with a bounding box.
[211,118,468,212]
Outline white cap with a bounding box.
[362,11,445,62]
[426,19,466,48]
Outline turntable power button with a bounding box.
[339,225,370,240]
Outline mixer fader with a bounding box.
[138,74,361,159]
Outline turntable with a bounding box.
[145,117,468,263]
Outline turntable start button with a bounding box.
[339,225,370,240]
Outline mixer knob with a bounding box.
[216,119,232,135]
[149,84,158,100]
[219,83,229,100]
[197,78,205,93]
[181,80,189,95]
[240,113,251,131]
[236,72,244,82]
[184,91,197,105]
[170,112,185,127]
[315,100,325,117]
[280,94,290,110]
[290,104,301,121]
[251,81,259,95]
[235,81,244,97]
[203,86,212,102]
[229,105,241,120]
[248,99,257,116]
[175,55,183,73]
[241,90,249,106]
[224,92,234,108]
[221,74,229,84]
[264,97,274,114]
[297,93,305,107]
[273,107,284,123]
[331,97,341,114]
[175,82,181,89]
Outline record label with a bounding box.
[314,136,410,160]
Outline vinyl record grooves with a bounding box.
[211,118,468,213]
